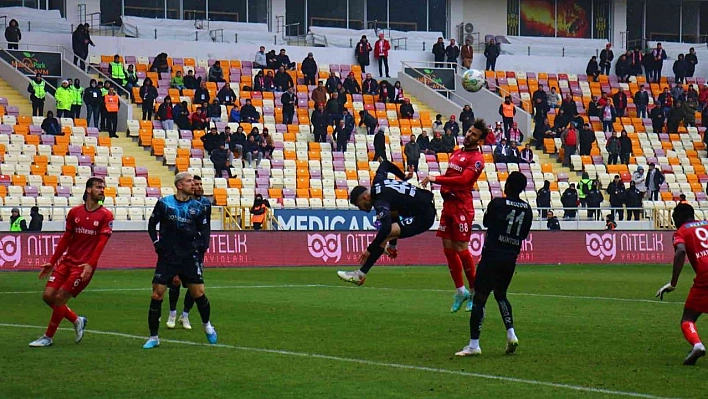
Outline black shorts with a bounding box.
[397,203,436,239]
[152,256,204,286]
[473,252,517,297]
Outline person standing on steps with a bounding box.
[27,73,46,117]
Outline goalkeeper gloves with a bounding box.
[655,283,676,301]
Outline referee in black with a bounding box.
[143,172,217,349]
[456,171,532,357]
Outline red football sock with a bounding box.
[444,247,465,289]
[458,249,476,288]
[45,305,66,338]
[63,305,78,323]
[682,321,702,346]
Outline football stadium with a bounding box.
[1,1,708,397]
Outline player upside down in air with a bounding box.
[337,160,435,286]
[30,177,114,347]
[144,172,216,349]
[456,171,532,357]
[656,203,708,365]
[422,119,490,312]
[166,175,212,330]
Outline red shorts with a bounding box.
[436,205,474,242]
[685,286,708,314]
[45,262,94,298]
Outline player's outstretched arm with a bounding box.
[656,243,686,300]
[375,160,409,182]
[423,168,476,188]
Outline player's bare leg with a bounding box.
[187,283,217,344]
[144,283,168,349]
[30,287,85,347]
[338,224,401,286]
[681,309,706,365]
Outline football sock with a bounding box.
[168,284,180,312]
[468,339,480,349]
[469,297,486,340]
[388,239,398,249]
[148,299,163,337]
[183,292,195,314]
[45,305,66,338]
[458,250,476,288]
[169,310,177,318]
[507,327,517,340]
[444,248,465,289]
[63,305,78,323]
[456,287,468,295]
[194,295,211,324]
[682,321,702,346]
[360,245,385,274]
[497,296,514,331]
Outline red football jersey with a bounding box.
[58,205,114,266]
[436,148,484,206]
[673,220,708,288]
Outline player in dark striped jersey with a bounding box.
[456,171,532,357]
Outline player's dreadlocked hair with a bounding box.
[672,203,696,229]
[473,119,490,140]
[505,171,527,197]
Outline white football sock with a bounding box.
[169,310,177,317]
[456,287,468,295]
[469,339,480,349]
[507,328,517,340]
[203,321,214,330]
[182,311,189,319]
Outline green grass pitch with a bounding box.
[0,265,706,398]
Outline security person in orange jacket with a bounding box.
[498,95,516,139]
[250,194,271,230]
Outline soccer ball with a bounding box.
[461,69,485,92]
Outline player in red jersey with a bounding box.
[29,177,114,347]
[422,119,489,313]
[656,203,708,365]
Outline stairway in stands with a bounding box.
[83,71,176,188]
[0,78,34,116]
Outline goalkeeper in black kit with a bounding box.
[456,171,532,357]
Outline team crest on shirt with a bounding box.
[75,218,80,223]
[460,215,466,222]
[189,208,197,216]
[460,157,466,162]
[93,221,99,226]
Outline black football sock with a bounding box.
[183,292,195,314]
[360,245,385,274]
[194,295,211,324]
[388,239,398,248]
[168,284,180,312]
[469,296,487,340]
[496,296,514,330]
[148,299,163,337]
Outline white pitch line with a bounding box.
[0,284,328,295]
[0,322,676,399]
[0,283,682,305]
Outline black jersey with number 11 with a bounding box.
[482,197,533,258]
